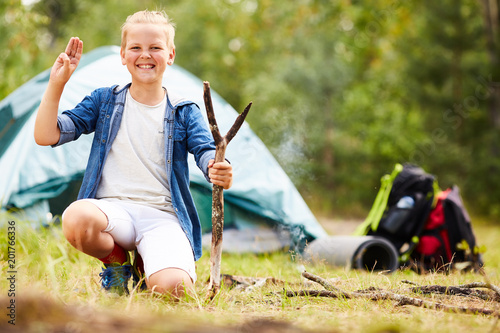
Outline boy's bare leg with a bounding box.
[62,200,115,259]
[147,268,194,298]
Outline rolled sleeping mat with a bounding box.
[303,236,399,272]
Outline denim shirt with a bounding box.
[54,83,215,261]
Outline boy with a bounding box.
[34,10,233,297]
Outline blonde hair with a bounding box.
[121,10,176,50]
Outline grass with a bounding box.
[1,213,500,333]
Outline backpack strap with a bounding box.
[354,164,403,236]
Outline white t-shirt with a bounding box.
[96,90,175,214]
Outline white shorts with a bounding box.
[79,199,196,282]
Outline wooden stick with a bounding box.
[402,280,500,302]
[458,282,500,297]
[289,271,500,317]
[203,81,252,299]
[301,271,351,298]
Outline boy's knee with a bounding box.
[62,202,85,234]
[147,268,194,297]
[62,201,106,239]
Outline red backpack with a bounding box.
[412,186,483,272]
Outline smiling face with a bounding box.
[120,23,175,88]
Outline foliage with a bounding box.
[0,0,49,98]
[1,0,499,218]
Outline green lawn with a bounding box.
[1,214,499,333]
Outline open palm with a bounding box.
[50,37,83,84]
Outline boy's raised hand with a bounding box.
[50,37,83,85]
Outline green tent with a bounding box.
[0,46,327,253]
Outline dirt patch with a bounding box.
[0,295,322,333]
[317,217,361,236]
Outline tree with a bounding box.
[0,0,48,99]
[2,0,500,218]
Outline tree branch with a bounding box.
[301,271,351,298]
[402,280,500,302]
[458,282,500,297]
[203,81,252,300]
[286,271,500,318]
[203,82,223,145]
[225,102,252,144]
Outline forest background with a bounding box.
[2,0,500,220]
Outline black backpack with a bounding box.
[355,163,483,272]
